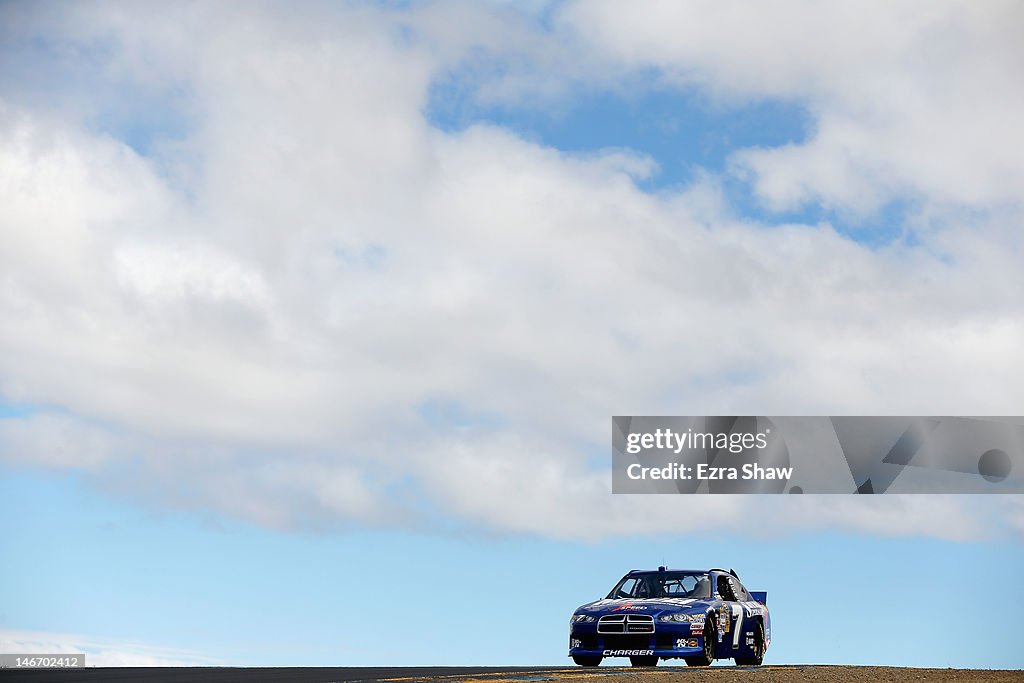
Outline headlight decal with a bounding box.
[659,613,703,622]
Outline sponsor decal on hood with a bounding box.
[584,597,704,610]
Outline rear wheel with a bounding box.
[734,620,765,666]
[684,615,716,667]
[629,655,658,667]
[572,656,601,667]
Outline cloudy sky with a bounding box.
[1,0,1023,668]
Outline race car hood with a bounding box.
[575,597,714,617]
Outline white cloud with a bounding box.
[559,0,1024,213]
[0,413,124,469]
[114,241,272,306]
[0,2,1021,542]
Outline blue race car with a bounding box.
[568,567,769,668]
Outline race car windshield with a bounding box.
[607,572,712,600]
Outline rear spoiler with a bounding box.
[751,591,767,604]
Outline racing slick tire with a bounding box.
[629,656,658,667]
[572,656,602,667]
[734,619,765,666]
[684,615,716,667]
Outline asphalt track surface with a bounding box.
[2,665,1023,683]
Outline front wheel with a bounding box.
[734,620,765,666]
[629,656,658,667]
[685,616,716,667]
[572,656,601,667]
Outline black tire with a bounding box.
[572,656,601,667]
[734,619,765,666]
[629,655,658,667]
[685,615,716,667]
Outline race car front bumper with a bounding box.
[569,624,705,659]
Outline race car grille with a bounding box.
[597,614,655,634]
[601,634,653,651]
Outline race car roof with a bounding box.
[626,568,711,574]
[627,568,738,578]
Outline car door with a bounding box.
[727,576,756,653]
[713,574,736,653]
[714,574,745,654]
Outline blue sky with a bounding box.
[4,468,1023,668]
[1,0,1023,669]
